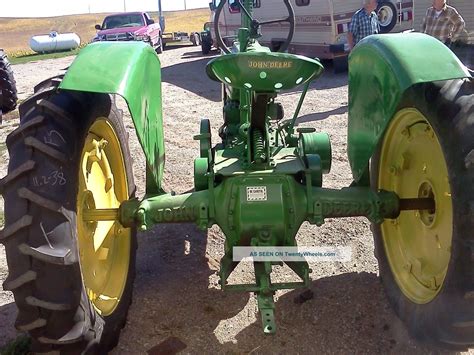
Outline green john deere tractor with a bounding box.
[1,0,473,353]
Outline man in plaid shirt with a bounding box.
[421,0,465,45]
[348,0,380,50]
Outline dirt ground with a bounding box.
[0,45,472,354]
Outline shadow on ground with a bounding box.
[117,222,451,354]
[297,105,348,123]
[161,50,221,102]
[0,223,460,354]
[160,50,348,103]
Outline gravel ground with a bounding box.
[0,45,472,354]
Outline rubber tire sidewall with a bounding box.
[377,1,397,33]
[4,90,136,353]
[371,79,474,349]
[0,50,18,114]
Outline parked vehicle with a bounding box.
[0,49,17,118]
[206,0,413,70]
[200,22,214,54]
[162,31,201,47]
[200,20,236,54]
[92,12,164,53]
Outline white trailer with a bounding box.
[210,0,414,63]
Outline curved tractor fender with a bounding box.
[347,33,471,183]
[60,41,165,191]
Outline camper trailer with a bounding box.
[208,0,414,63]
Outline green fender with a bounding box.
[347,33,471,183]
[60,41,165,191]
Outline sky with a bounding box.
[1,0,210,17]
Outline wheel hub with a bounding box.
[418,181,436,227]
[378,6,394,26]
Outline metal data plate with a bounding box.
[247,186,267,202]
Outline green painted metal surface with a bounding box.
[60,41,165,190]
[348,33,471,183]
[206,51,324,91]
[69,4,455,336]
[121,181,400,232]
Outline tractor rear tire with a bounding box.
[1,81,136,353]
[371,78,474,350]
[0,49,18,114]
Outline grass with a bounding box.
[0,336,31,355]
[0,8,210,58]
[9,47,83,65]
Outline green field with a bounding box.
[0,8,210,59]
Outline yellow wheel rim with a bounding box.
[378,108,452,304]
[77,119,131,316]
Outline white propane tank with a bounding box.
[29,31,81,53]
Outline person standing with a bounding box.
[347,0,380,50]
[421,0,465,46]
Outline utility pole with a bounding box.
[184,0,187,10]
[158,0,165,32]
[123,0,126,12]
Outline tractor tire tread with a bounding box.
[33,75,64,94]
[3,77,136,353]
[25,296,72,311]
[24,136,68,163]
[371,77,474,350]
[0,160,36,193]
[3,270,37,291]
[37,98,73,123]
[0,215,33,242]
[7,116,45,145]
[16,318,48,332]
[0,50,18,113]
[18,187,62,212]
[19,86,58,118]
[18,243,73,265]
[38,321,86,345]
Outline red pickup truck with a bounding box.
[93,12,163,53]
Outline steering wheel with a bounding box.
[214,0,296,54]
